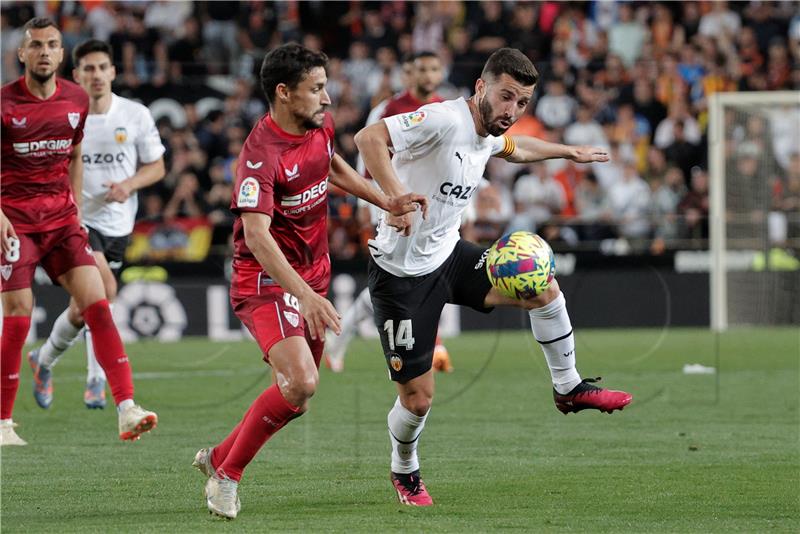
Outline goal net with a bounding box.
[709,91,800,330]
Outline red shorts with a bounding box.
[1,223,97,292]
[232,289,326,367]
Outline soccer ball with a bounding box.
[485,231,556,300]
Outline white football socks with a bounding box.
[327,288,374,361]
[388,396,428,474]
[85,329,108,383]
[37,309,82,369]
[529,292,582,395]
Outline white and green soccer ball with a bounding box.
[485,231,556,299]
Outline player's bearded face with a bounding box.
[290,66,331,130]
[18,26,64,84]
[478,74,535,137]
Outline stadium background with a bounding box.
[3,0,799,339]
[2,2,799,532]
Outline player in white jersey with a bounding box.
[326,53,452,373]
[354,48,633,506]
[29,39,165,409]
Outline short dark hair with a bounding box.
[21,17,58,45]
[23,17,57,33]
[413,51,439,62]
[481,48,539,86]
[260,43,328,107]
[72,39,113,66]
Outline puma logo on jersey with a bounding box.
[68,112,81,129]
[284,164,299,181]
[280,178,328,207]
[11,117,27,128]
[455,152,463,164]
[246,160,263,169]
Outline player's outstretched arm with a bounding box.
[503,136,609,165]
[328,153,428,218]
[241,212,341,340]
[105,157,166,203]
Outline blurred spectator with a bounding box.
[678,166,710,240]
[201,1,240,74]
[507,163,565,234]
[164,172,207,220]
[411,2,445,53]
[607,159,651,239]
[509,2,546,63]
[472,1,507,55]
[698,1,741,41]
[631,79,667,137]
[664,120,701,185]
[650,166,687,241]
[574,171,615,242]
[654,97,702,150]
[169,17,206,81]
[609,2,647,67]
[535,79,576,130]
[564,104,608,149]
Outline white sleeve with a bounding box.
[135,106,166,164]
[383,105,451,156]
[488,134,511,156]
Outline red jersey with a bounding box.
[230,113,335,296]
[1,77,88,233]
[381,90,444,120]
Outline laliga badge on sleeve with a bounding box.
[237,177,260,208]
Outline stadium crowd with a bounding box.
[3,0,799,260]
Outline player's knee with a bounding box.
[522,279,561,310]
[282,368,319,405]
[2,298,33,316]
[402,394,432,416]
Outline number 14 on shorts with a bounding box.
[383,319,415,351]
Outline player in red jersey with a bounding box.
[192,43,427,520]
[381,51,445,120]
[0,18,157,446]
[325,51,452,373]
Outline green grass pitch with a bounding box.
[1,326,798,532]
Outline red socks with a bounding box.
[82,300,134,404]
[1,316,31,420]
[216,384,301,481]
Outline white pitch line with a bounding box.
[52,368,266,382]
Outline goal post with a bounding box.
[709,91,800,331]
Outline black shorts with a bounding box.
[86,226,130,275]
[368,239,493,383]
